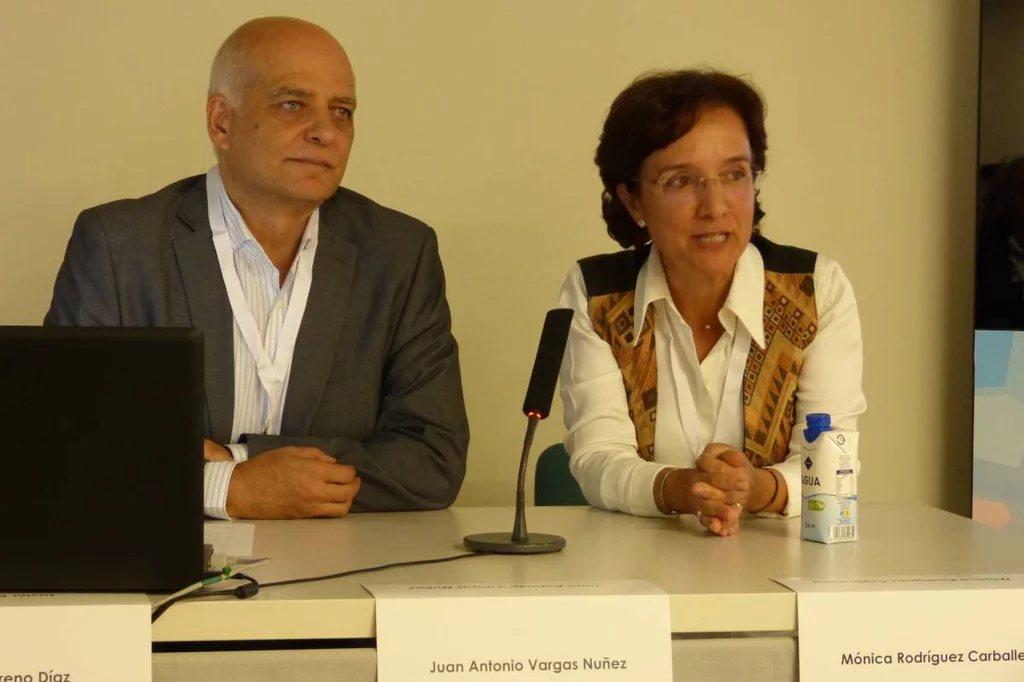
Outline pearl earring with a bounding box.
[638,219,646,228]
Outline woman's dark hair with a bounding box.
[596,69,768,248]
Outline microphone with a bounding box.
[464,308,574,555]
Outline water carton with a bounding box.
[801,413,858,544]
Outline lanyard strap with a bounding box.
[206,169,317,434]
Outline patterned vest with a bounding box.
[578,234,818,467]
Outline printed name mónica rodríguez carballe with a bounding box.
[841,650,1024,667]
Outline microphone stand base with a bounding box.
[463,532,566,555]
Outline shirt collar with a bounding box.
[632,241,766,350]
[207,165,319,257]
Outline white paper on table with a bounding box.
[365,579,672,682]
[774,574,1024,681]
[0,592,151,681]
[203,520,255,557]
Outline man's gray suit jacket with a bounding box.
[45,175,470,511]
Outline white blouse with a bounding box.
[557,242,866,517]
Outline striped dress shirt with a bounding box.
[203,171,318,519]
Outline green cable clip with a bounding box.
[201,564,234,588]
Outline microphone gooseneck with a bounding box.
[463,309,573,555]
[511,415,540,544]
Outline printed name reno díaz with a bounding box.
[0,672,72,682]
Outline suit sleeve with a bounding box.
[44,208,242,520]
[242,228,470,512]
[44,209,121,326]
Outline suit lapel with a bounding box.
[173,182,235,444]
[282,206,357,435]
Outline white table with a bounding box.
[152,503,1024,682]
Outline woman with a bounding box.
[558,70,866,536]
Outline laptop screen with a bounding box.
[0,327,204,592]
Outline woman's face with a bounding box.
[618,106,757,280]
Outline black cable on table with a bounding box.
[151,551,489,624]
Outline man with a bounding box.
[45,17,469,519]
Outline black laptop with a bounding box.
[0,327,205,592]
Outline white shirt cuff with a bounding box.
[572,450,671,518]
[226,443,249,462]
[204,461,238,520]
[761,456,802,518]
[630,462,673,517]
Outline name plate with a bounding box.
[775,574,1024,681]
[365,580,671,681]
[0,593,150,682]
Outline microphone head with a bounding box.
[521,308,573,419]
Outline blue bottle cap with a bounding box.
[804,413,832,443]
[807,413,831,429]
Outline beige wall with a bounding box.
[0,1,979,514]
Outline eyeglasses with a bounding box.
[643,164,761,205]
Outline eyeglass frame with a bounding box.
[634,161,763,205]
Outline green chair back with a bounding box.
[534,443,587,506]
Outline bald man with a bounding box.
[45,18,469,519]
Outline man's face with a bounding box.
[209,31,356,208]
